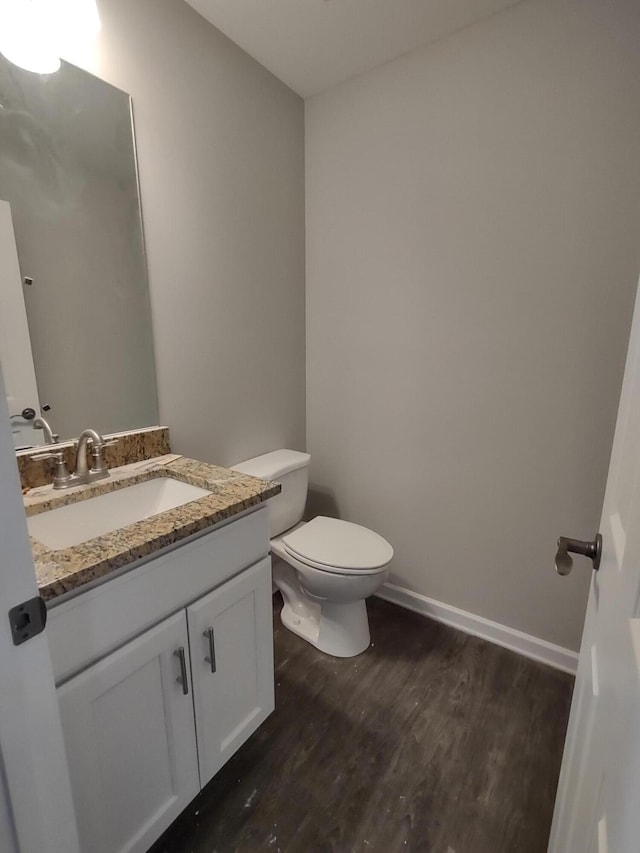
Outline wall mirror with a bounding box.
[0,55,158,449]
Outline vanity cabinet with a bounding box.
[187,562,274,786]
[57,611,200,853]
[49,507,275,853]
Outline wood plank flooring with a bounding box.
[150,596,573,853]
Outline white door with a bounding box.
[549,277,640,852]
[187,557,274,787]
[57,611,200,853]
[0,367,79,853]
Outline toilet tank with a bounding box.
[230,449,311,537]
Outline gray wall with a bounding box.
[306,0,640,650]
[78,0,306,464]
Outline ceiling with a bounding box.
[185,0,523,98]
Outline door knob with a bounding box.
[555,534,602,575]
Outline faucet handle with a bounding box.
[29,449,72,489]
[29,449,62,462]
[89,438,117,476]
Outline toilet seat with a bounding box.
[282,516,393,576]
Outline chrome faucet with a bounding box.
[30,427,117,490]
[74,429,110,480]
[33,416,59,445]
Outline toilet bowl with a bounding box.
[231,450,393,658]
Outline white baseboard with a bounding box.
[376,582,578,676]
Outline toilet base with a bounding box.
[279,597,371,658]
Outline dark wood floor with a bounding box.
[150,596,573,853]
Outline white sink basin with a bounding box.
[27,477,211,550]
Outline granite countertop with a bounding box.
[25,455,280,603]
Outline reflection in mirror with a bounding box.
[0,56,158,448]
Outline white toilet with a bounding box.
[232,449,393,658]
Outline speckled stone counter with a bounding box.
[25,455,280,603]
[17,426,171,490]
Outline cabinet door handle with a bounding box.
[203,627,216,674]
[173,647,189,695]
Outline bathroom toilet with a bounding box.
[231,449,393,657]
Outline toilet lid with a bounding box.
[282,516,393,572]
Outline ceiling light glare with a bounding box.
[49,0,102,56]
[0,0,102,74]
[0,0,61,74]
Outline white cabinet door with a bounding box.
[187,557,275,787]
[57,611,200,853]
